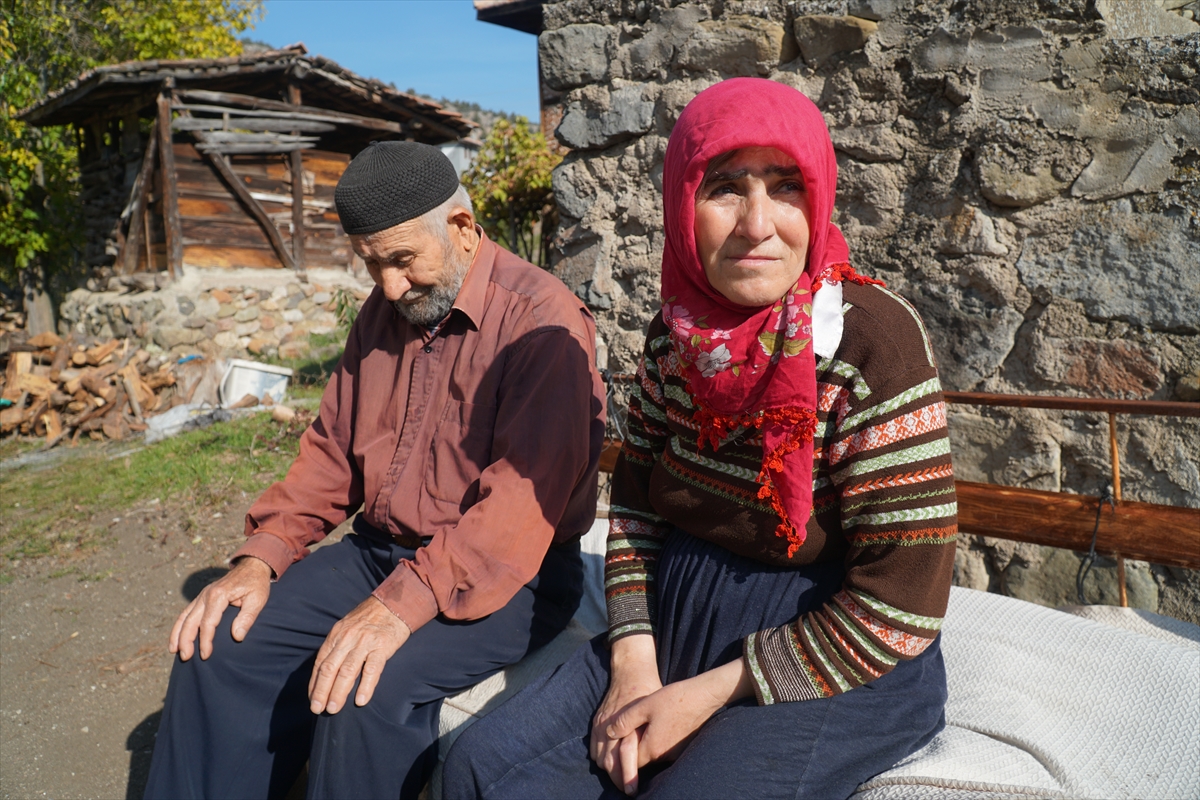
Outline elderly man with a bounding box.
[144,142,604,799]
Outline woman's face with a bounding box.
[693,146,812,308]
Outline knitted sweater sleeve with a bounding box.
[743,288,958,704]
[605,324,673,642]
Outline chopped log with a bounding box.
[27,332,62,349]
[956,480,1200,570]
[120,363,155,406]
[23,398,49,436]
[81,371,115,402]
[84,339,121,366]
[0,405,25,433]
[143,366,177,391]
[118,127,158,274]
[6,351,32,385]
[49,340,73,380]
[175,89,405,133]
[42,409,63,441]
[13,373,56,397]
[200,146,295,270]
[71,350,88,366]
[157,90,183,280]
[101,402,131,441]
[228,393,259,409]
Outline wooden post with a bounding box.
[118,126,158,274]
[156,88,183,280]
[286,81,306,273]
[1108,412,1128,607]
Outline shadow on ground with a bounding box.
[126,710,161,800]
[123,567,231,798]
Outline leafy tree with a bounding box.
[0,0,261,298]
[462,117,562,268]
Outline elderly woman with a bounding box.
[444,78,957,799]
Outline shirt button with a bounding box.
[422,344,433,353]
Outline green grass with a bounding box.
[0,412,304,562]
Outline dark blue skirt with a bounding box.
[444,529,947,799]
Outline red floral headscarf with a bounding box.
[661,78,875,555]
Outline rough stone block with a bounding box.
[557,85,654,150]
[829,124,905,162]
[1071,133,1178,200]
[541,23,611,90]
[153,326,205,350]
[793,15,877,68]
[621,5,707,80]
[1016,210,1200,333]
[216,303,237,319]
[938,206,1009,257]
[1006,548,1159,611]
[282,308,304,323]
[235,320,261,337]
[213,331,239,350]
[979,161,1068,208]
[848,1,904,22]
[676,16,787,76]
[1097,0,1200,38]
[233,306,261,322]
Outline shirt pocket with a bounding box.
[427,399,498,506]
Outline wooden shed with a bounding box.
[19,44,477,278]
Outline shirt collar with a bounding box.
[448,226,495,331]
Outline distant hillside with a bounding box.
[406,92,531,135]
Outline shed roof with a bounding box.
[19,44,475,143]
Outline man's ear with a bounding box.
[448,206,476,246]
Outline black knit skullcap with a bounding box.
[335,141,460,235]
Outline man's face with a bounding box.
[350,210,475,327]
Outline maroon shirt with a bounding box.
[234,235,604,633]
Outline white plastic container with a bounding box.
[219,359,294,408]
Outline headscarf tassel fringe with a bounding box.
[811,262,886,294]
[692,396,818,557]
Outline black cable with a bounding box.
[1076,485,1117,605]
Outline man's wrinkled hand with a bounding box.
[308,596,411,715]
[169,556,273,661]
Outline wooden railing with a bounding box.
[599,379,1200,598]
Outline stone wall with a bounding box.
[539,0,1200,620]
[57,266,371,364]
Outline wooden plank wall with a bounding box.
[170,143,352,270]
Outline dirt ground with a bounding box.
[0,493,349,800]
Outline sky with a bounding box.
[249,0,541,119]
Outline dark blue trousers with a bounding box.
[144,520,583,800]
[444,530,946,800]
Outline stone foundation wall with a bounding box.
[57,267,371,364]
[540,0,1200,620]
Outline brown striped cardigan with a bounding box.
[605,282,958,704]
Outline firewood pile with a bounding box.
[1,332,181,447]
